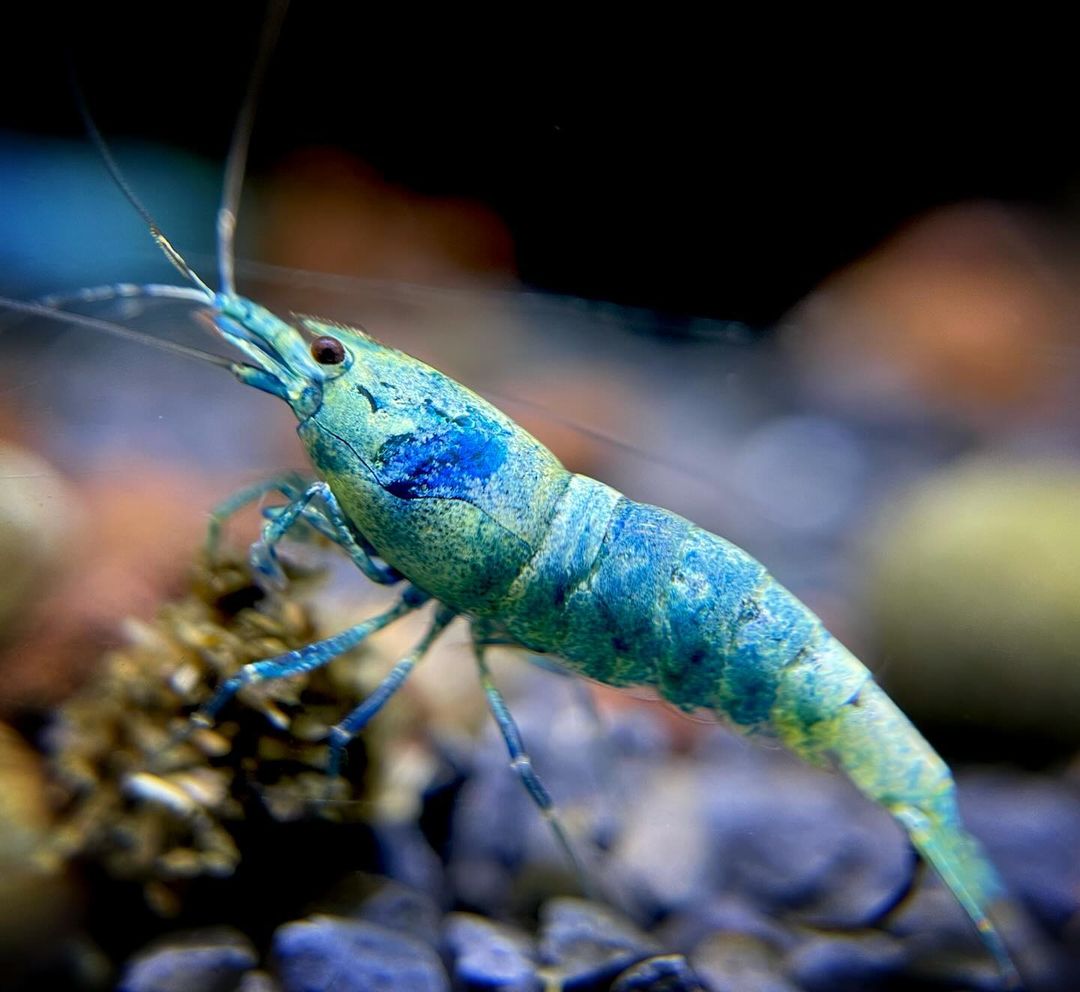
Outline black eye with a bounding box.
[310,336,346,364]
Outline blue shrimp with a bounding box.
[0,15,1021,987]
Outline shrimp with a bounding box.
[0,10,1020,988]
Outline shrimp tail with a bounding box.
[772,637,1021,989]
[892,799,1019,988]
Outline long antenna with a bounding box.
[217,0,291,296]
[40,283,210,309]
[0,296,237,370]
[71,76,214,299]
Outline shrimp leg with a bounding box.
[472,635,592,893]
[189,586,429,729]
[249,481,401,588]
[205,471,313,554]
[326,605,457,778]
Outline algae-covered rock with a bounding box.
[45,552,383,911]
[869,457,1080,743]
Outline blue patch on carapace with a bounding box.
[376,412,510,500]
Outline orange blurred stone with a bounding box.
[790,202,1076,425]
[259,148,517,285]
[0,460,219,713]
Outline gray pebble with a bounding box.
[450,671,631,913]
[237,973,282,992]
[786,932,907,992]
[117,929,257,992]
[608,761,712,916]
[698,758,910,926]
[273,916,448,992]
[690,932,798,992]
[444,913,540,991]
[959,773,1080,935]
[538,898,660,988]
[611,954,706,991]
[358,879,444,948]
[372,820,447,901]
[656,895,791,955]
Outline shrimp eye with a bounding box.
[311,336,346,364]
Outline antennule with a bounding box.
[39,282,210,309]
[0,295,237,370]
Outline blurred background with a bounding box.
[0,4,1079,988]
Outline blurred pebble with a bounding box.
[888,883,995,959]
[785,932,907,992]
[538,898,659,988]
[272,916,448,992]
[886,885,1046,992]
[609,761,710,914]
[788,202,1075,421]
[450,672,616,914]
[371,820,447,904]
[238,972,282,992]
[869,457,1080,743]
[602,706,674,762]
[116,929,257,992]
[358,878,444,948]
[444,913,540,991]
[262,148,515,286]
[610,954,706,991]
[958,774,1080,937]
[450,763,533,911]
[656,895,792,955]
[692,744,910,927]
[0,463,216,710]
[731,415,864,536]
[0,441,76,631]
[689,932,797,992]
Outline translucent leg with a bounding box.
[472,637,594,896]
[205,471,311,555]
[250,481,400,588]
[326,605,457,778]
[187,586,430,732]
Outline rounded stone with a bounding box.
[538,898,659,987]
[273,916,448,992]
[117,929,257,992]
[444,913,540,991]
[611,954,706,991]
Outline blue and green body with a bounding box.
[0,16,1017,981]
[209,294,1017,985]
[0,283,1017,984]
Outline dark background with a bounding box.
[2,2,1075,327]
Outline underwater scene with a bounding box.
[1,7,1079,991]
